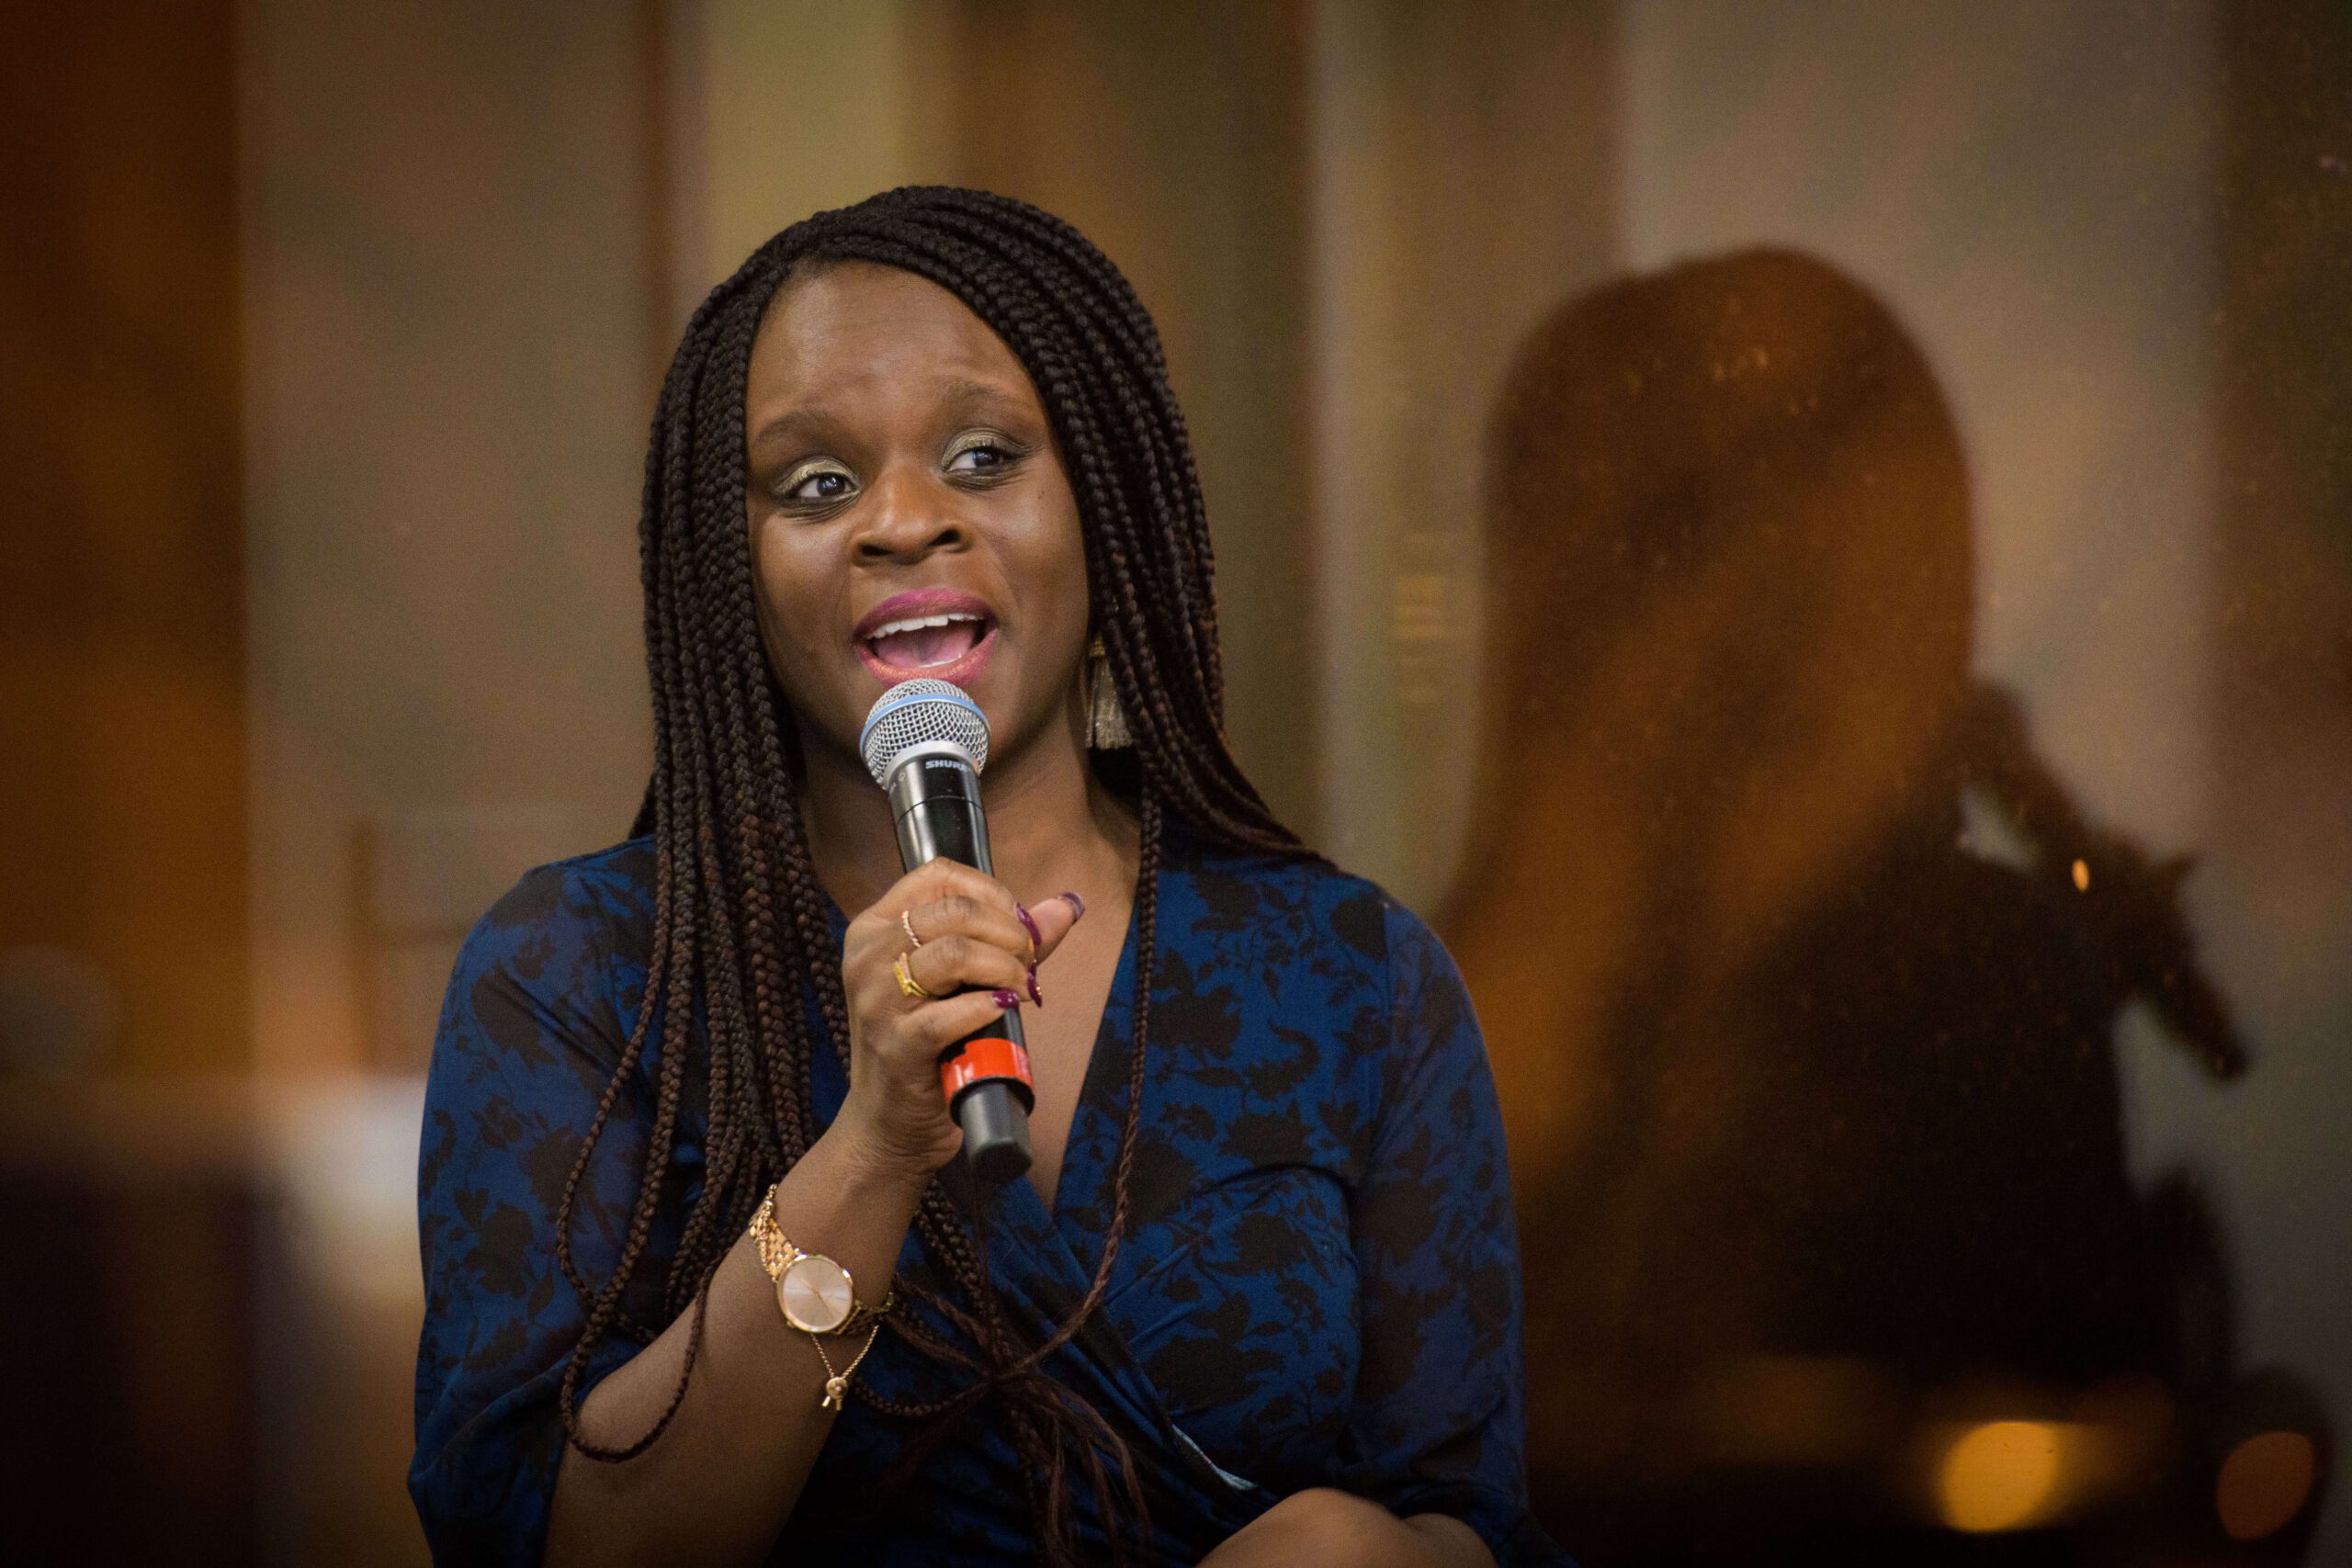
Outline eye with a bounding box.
[944,430,1027,479]
[778,457,857,505]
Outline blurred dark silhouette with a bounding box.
[1442,250,2326,1563]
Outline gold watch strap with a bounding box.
[746,1187,898,1335]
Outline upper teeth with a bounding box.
[867,612,982,640]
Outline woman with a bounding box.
[410,187,1554,1567]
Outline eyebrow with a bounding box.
[746,376,1035,453]
[937,377,1030,416]
[747,405,849,452]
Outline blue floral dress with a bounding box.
[410,824,1564,1565]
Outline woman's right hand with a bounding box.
[831,861,1083,1183]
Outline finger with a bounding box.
[884,859,1020,921]
[894,991,1021,1056]
[901,892,1034,959]
[903,935,1027,1002]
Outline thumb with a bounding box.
[1022,890,1088,961]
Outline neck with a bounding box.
[797,699,1137,917]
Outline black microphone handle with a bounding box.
[884,751,1035,1182]
[952,1079,1033,1185]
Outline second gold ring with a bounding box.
[892,951,935,1001]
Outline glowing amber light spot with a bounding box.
[1938,1421,2065,1533]
[2216,1430,2317,1541]
[2071,858,2091,891]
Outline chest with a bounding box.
[1016,884,1129,1213]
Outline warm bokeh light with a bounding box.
[1936,1420,2075,1533]
[2071,857,2091,892]
[2216,1430,2319,1542]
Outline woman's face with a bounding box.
[742,261,1091,776]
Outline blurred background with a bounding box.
[2,1,2345,1563]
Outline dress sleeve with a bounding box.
[1335,899,1569,1567]
[408,863,672,1568]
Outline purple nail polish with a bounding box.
[990,988,1021,1010]
[1059,891,1086,920]
[1012,902,1043,952]
[1026,965,1045,1006]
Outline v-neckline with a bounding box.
[988,873,1145,1258]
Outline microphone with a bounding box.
[858,679,1035,1182]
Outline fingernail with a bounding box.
[990,988,1021,1010]
[1059,891,1086,920]
[1025,964,1044,1007]
[1012,902,1043,953]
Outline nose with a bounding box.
[852,466,967,563]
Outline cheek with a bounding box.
[1021,485,1091,644]
[750,524,837,697]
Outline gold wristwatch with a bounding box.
[747,1187,894,1409]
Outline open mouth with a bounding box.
[865,611,989,671]
[854,589,1000,684]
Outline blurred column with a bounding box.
[0,1,249,1082]
[1306,0,1619,904]
[689,0,929,298]
[241,0,662,1078]
[1,10,255,1562]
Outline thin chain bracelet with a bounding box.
[808,1320,886,1413]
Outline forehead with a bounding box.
[748,260,1035,414]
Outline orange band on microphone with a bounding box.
[941,1036,1033,1108]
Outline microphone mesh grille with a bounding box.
[858,679,990,785]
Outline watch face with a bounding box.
[779,1253,854,1334]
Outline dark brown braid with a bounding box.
[551,187,1304,1564]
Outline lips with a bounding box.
[854,588,1000,687]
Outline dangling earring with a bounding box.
[1087,635,1133,750]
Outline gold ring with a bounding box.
[893,951,934,1001]
[899,908,922,948]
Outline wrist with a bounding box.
[810,1112,939,1209]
